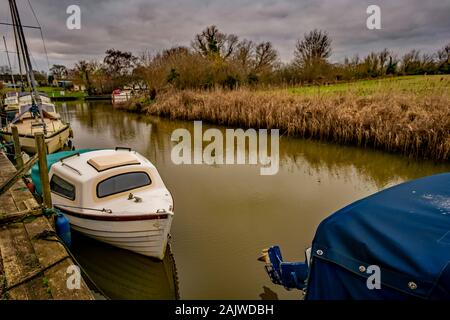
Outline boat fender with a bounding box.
[24,178,36,194]
[55,210,71,247]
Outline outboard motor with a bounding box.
[259,246,309,290]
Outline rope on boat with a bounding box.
[54,203,113,214]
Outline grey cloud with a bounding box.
[0,0,448,71]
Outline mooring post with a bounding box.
[12,125,24,170]
[35,133,52,208]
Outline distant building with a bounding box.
[73,84,86,91]
[0,80,23,88]
[52,79,73,89]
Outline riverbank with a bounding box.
[37,86,86,100]
[119,75,450,161]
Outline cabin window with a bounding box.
[50,175,75,200]
[19,105,29,114]
[97,172,152,198]
[41,104,55,113]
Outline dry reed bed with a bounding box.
[139,88,450,161]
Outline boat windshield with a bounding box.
[18,104,56,114]
[97,171,152,198]
[41,104,56,113]
[50,174,76,200]
[19,104,30,114]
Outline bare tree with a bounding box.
[401,50,422,74]
[50,64,68,80]
[234,39,255,70]
[378,49,390,74]
[254,42,278,72]
[437,43,450,63]
[294,29,332,67]
[136,50,153,68]
[103,49,137,76]
[72,60,95,94]
[161,46,190,59]
[192,25,239,59]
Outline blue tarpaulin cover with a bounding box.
[306,173,450,300]
[31,149,95,195]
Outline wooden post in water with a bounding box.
[35,133,52,208]
[12,125,24,170]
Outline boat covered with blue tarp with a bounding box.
[261,173,450,300]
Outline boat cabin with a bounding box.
[4,92,52,107]
[42,149,169,211]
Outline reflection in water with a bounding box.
[280,138,449,189]
[58,101,450,299]
[259,286,279,300]
[70,232,179,300]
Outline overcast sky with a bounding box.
[0,0,449,72]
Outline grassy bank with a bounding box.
[127,75,450,161]
[285,75,450,96]
[0,86,86,100]
[38,86,86,100]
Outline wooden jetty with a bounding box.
[0,150,93,300]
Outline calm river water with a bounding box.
[56,101,450,300]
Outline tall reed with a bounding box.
[136,80,450,161]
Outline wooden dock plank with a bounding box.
[10,182,35,211]
[7,274,51,300]
[0,192,18,216]
[25,217,69,269]
[45,259,94,300]
[0,152,94,300]
[0,223,41,289]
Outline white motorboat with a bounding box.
[112,89,133,104]
[32,148,174,260]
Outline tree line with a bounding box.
[54,26,449,94]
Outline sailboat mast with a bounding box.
[8,0,46,132]
[8,1,24,89]
[9,0,38,96]
[3,36,17,92]
[2,35,16,91]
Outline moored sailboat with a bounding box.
[0,102,72,154]
[0,0,72,154]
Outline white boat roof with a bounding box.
[51,149,156,183]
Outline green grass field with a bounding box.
[37,86,86,99]
[284,75,450,96]
[1,86,86,99]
